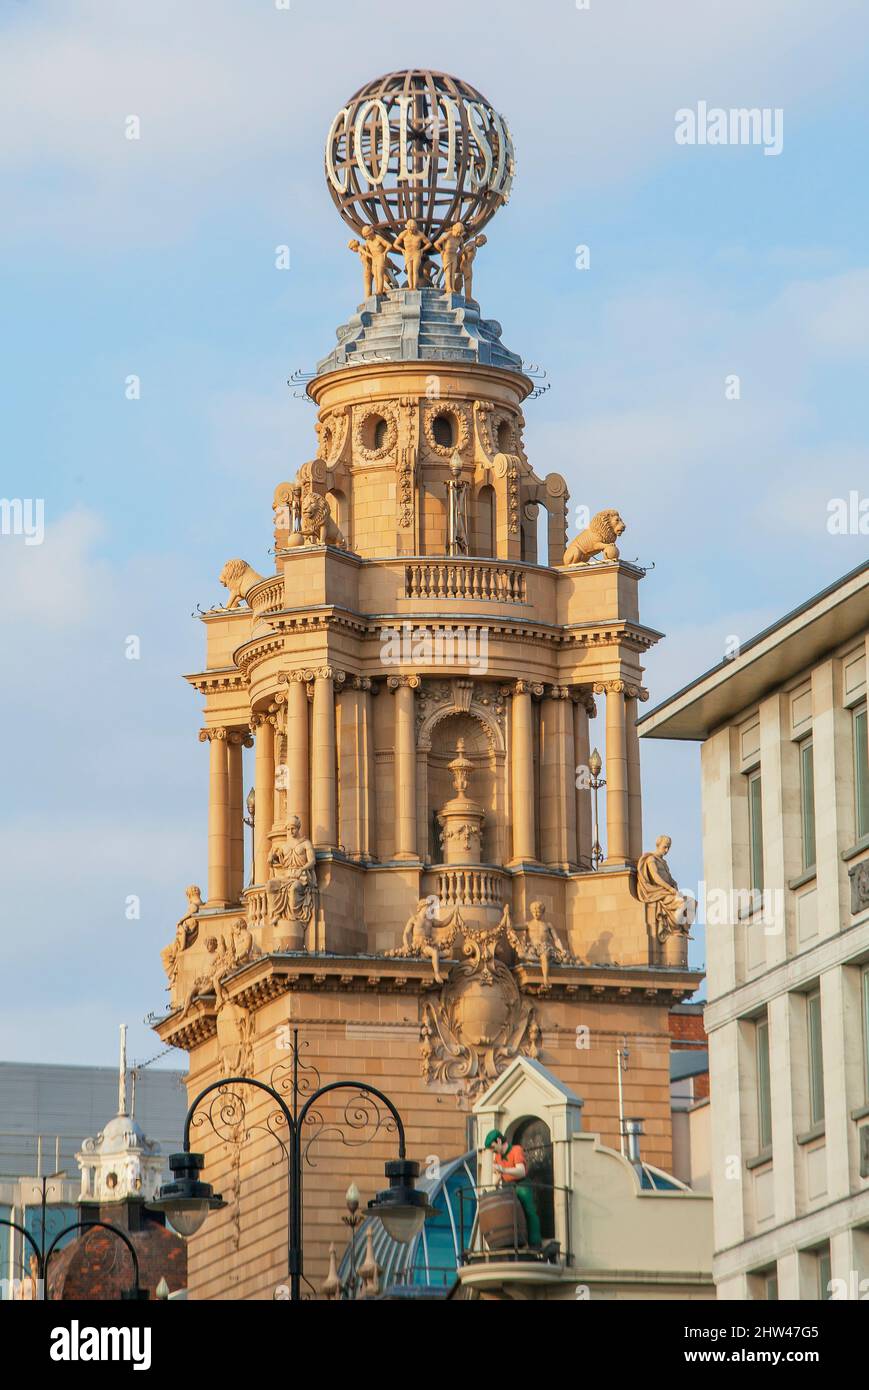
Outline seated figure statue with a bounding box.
[635,835,696,939]
[267,814,318,950]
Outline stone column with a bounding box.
[284,672,310,838]
[339,676,375,861]
[625,688,645,862]
[311,667,341,850]
[227,731,248,901]
[200,727,230,907]
[510,680,541,863]
[252,713,275,884]
[388,675,419,860]
[597,681,630,865]
[540,686,576,867]
[573,690,595,869]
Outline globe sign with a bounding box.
[324,69,515,243]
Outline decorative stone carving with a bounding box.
[353,402,399,462]
[160,885,203,1002]
[459,232,487,304]
[445,453,471,556]
[423,404,471,459]
[636,835,696,942]
[216,997,255,1078]
[420,908,536,1099]
[397,445,416,528]
[850,858,869,916]
[219,559,265,609]
[393,219,434,290]
[301,492,347,549]
[509,901,573,988]
[433,222,466,295]
[386,897,463,984]
[437,739,485,866]
[267,814,318,950]
[357,226,396,295]
[562,509,626,566]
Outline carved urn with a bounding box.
[437,739,485,865]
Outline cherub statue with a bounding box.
[509,901,572,988]
[434,222,466,295]
[459,232,487,303]
[636,835,696,940]
[393,218,433,291]
[360,225,396,295]
[387,896,462,984]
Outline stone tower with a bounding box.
[154,69,701,1300]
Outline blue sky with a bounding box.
[2,0,868,1066]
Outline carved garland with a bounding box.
[422,403,471,458]
[353,403,399,462]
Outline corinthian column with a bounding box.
[311,668,342,850]
[284,673,310,838]
[540,686,576,868]
[252,712,275,884]
[572,690,596,869]
[625,687,647,861]
[200,727,230,907]
[339,676,375,861]
[597,681,629,865]
[227,730,251,902]
[510,680,541,863]
[388,675,419,860]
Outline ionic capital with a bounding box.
[387,674,421,691]
[514,679,544,698]
[198,726,227,743]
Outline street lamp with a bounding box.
[370,1159,429,1243]
[588,746,606,869]
[149,1033,432,1300]
[149,1151,225,1236]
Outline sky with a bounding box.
[1,0,868,1068]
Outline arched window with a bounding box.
[476,484,496,557]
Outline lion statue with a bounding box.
[219,558,265,609]
[562,509,626,566]
[301,492,347,550]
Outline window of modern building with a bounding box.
[748,769,764,892]
[764,1267,779,1300]
[817,1243,832,1300]
[855,703,868,841]
[799,738,816,871]
[756,1016,772,1152]
[807,990,825,1127]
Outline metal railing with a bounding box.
[457,1181,571,1266]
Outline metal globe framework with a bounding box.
[325,69,515,243]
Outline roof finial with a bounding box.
[118,1023,128,1116]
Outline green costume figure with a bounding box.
[484,1129,542,1248]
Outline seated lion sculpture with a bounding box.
[301,492,347,549]
[562,509,626,566]
[219,559,265,609]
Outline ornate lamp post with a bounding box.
[149,1031,432,1301]
[0,1205,148,1300]
[243,787,255,887]
[589,747,606,869]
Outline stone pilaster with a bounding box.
[200,727,229,907]
[311,667,343,850]
[510,679,542,863]
[388,675,420,860]
[251,712,275,884]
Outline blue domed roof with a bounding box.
[316,288,524,376]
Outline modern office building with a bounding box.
[640,560,869,1299]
